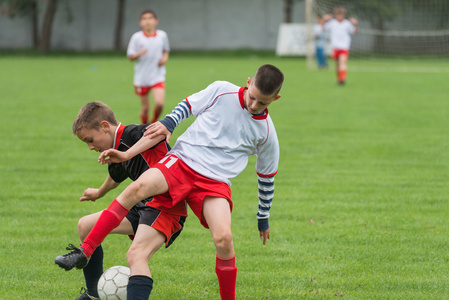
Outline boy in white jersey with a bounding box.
[127,9,170,124]
[324,6,358,85]
[56,64,284,300]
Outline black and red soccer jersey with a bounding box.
[108,123,187,217]
[108,123,169,183]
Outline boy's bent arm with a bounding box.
[99,134,166,164]
[158,50,169,66]
[128,49,147,61]
[80,175,120,201]
[145,99,192,142]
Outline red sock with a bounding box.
[215,255,237,300]
[151,106,163,124]
[339,70,347,82]
[81,199,129,258]
[140,114,148,124]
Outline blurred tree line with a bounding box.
[2,0,447,53]
[0,0,126,53]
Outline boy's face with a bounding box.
[335,12,345,21]
[77,122,113,153]
[244,78,281,115]
[139,13,158,31]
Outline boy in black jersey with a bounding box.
[57,101,187,300]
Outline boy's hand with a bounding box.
[138,49,147,56]
[80,188,100,202]
[145,121,172,143]
[349,17,358,25]
[260,228,270,245]
[98,149,129,164]
[158,57,167,66]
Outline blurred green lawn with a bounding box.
[1,52,449,299]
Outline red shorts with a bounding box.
[152,154,232,228]
[134,82,165,96]
[332,49,349,60]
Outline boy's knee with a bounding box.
[77,216,91,241]
[126,244,147,267]
[213,231,233,250]
[126,247,136,266]
[127,181,145,200]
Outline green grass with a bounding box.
[1,52,449,299]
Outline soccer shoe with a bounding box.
[75,287,100,300]
[55,244,89,271]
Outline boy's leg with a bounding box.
[126,224,165,299]
[82,168,169,256]
[55,168,169,270]
[202,197,237,300]
[75,212,135,298]
[337,54,348,84]
[139,94,150,124]
[150,88,165,124]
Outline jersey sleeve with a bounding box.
[313,24,322,37]
[126,33,139,57]
[347,21,356,35]
[186,81,230,117]
[255,118,279,177]
[161,30,170,52]
[255,118,279,230]
[108,163,128,183]
[257,175,274,230]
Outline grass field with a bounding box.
[1,52,449,299]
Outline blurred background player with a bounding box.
[323,7,358,85]
[127,9,170,124]
[313,14,328,70]
[55,101,186,300]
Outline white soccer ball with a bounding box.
[97,266,130,300]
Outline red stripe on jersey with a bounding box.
[239,86,269,120]
[142,30,157,38]
[185,98,192,112]
[114,124,125,149]
[257,170,278,177]
[238,87,246,109]
[251,109,269,120]
[205,92,238,111]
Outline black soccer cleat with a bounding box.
[55,243,89,271]
[75,287,100,300]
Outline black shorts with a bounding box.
[125,199,186,248]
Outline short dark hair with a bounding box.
[72,101,118,135]
[252,64,284,96]
[140,9,157,19]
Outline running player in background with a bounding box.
[127,9,169,124]
[55,102,186,300]
[55,64,284,300]
[314,14,328,70]
[323,6,358,85]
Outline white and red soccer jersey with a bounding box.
[168,81,280,185]
[324,19,355,50]
[126,29,170,87]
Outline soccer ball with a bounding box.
[97,266,130,300]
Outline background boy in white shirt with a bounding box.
[324,7,358,85]
[127,9,170,124]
